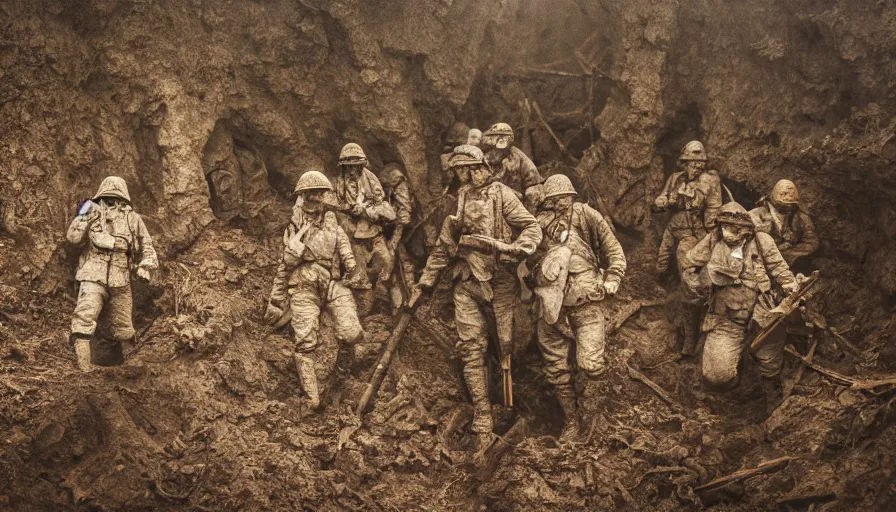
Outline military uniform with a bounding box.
[482,123,544,205]
[67,176,158,369]
[332,143,396,314]
[379,164,416,308]
[417,145,542,435]
[267,171,363,409]
[681,202,797,391]
[532,174,626,439]
[750,180,819,266]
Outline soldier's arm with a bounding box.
[585,205,626,285]
[133,214,159,269]
[516,148,543,190]
[702,173,723,229]
[680,232,713,270]
[757,232,797,289]
[361,170,396,222]
[66,213,94,246]
[335,222,358,274]
[393,181,413,227]
[500,185,542,255]
[784,212,819,263]
[269,226,295,305]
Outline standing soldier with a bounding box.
[654,140,723,355]
[378,162,417,310]
[414,145,542,442]
[531,175,626,440]
[680,202,798,412]
[264,171,364,410]
[481,122,544,205]
[750,179,819,266]
[332,143,396,315]
[66,176,158,371]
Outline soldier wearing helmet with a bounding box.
[654,140,723,356]
[378,162,418,310]
[414,145,542,443]
[681,201,798,413]
[531,174,626,440]
[332,143,396,315]
[66,176,158,371]
[750,179,819,266]
[265,170,364,410]
[440,122,472,177]
[482,122,544,204]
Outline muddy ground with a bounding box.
[2,0,896,510]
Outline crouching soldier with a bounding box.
[332,143,396,315]
[750,179,819,267]
[67,176,158,371]
[265,171,364,410]
[531,175,626,440]
[680,202,798,413]
[413,145,541,443]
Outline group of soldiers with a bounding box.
[65,123,819,442]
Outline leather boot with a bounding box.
[556,384,580,441]
[294,354,321,410]
[760,375,783,417]
[463,364,493,434]
[70,334,94,372]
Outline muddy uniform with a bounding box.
[67,177,158,367]
[379,165,417,308]
[418,180,541,434]
[682,223,797,388]
[750,200,819,266]
[655,170,723,274]
[491,146,543,198]
[333,167,396,313]
[535,203,626,387]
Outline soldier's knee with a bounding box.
[701,364,739,390]
[338,323,365,344]
[456,337,487,364]
[544,367,571,387]
[296,332,320,354]
[579,358,607,380]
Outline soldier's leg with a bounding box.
[676,235,702,356]
[290,284,325,409]
[94,284,134,366]
[370,234,391,285]
[536,316,579,440]
[753,324,787,414]
[700,318,747,390]
[326,281,364,344]
[491,268,518,385]
[70,281,107,371]
[454,280,493,434]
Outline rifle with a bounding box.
[749,270,820,353]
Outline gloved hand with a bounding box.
[654,195,669,210]
[782,280,799,295]
[344,267,369,289]
[136,260,155,282]
[264,300,285,325]
[603,278,620,295]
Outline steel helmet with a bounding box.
[485,122,514,140]
[93,176,132,203]
[770,179,800,205]
[447,145,487,170]
[337,143,368,166]
[679,140,708,162]
[443,122,471,147]
[716,202,754,228]
[293,171,333,194]
[542,174,577,200]
[379,163,406,188]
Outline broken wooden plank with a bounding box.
[784,335,818,400]
[784,346,896,390]
[694,456,795,492]
[626,363,680,411]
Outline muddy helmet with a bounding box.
[337,143,368,167]
[484,122,514,141]
[93,176,132,203]
[294,171,333,194]
[379,163,406,188]
[716,202,754,228]
[542,174,577,200]
[770,179,800,205]
[679,140,708,162]
[444,122,471,147]
[448,145,487,170]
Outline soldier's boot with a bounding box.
[294,354,321,410]
[556,384,581,442]
[760,375,783,417]
[464,364,493,436]
[680,303,700,357]
[70,334,94,372]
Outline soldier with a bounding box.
[66,176,158,371]
[531,174,626,440]
[467,128,483,147]
[414,145,542,441]
[440,122,472,178]
[332,143,396,315]
[481,122,544,204]
[750,179,819,266]
[680,202,798,412]
[654,140,723,355]
[264,171,364,409]
[378,163,416,309]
